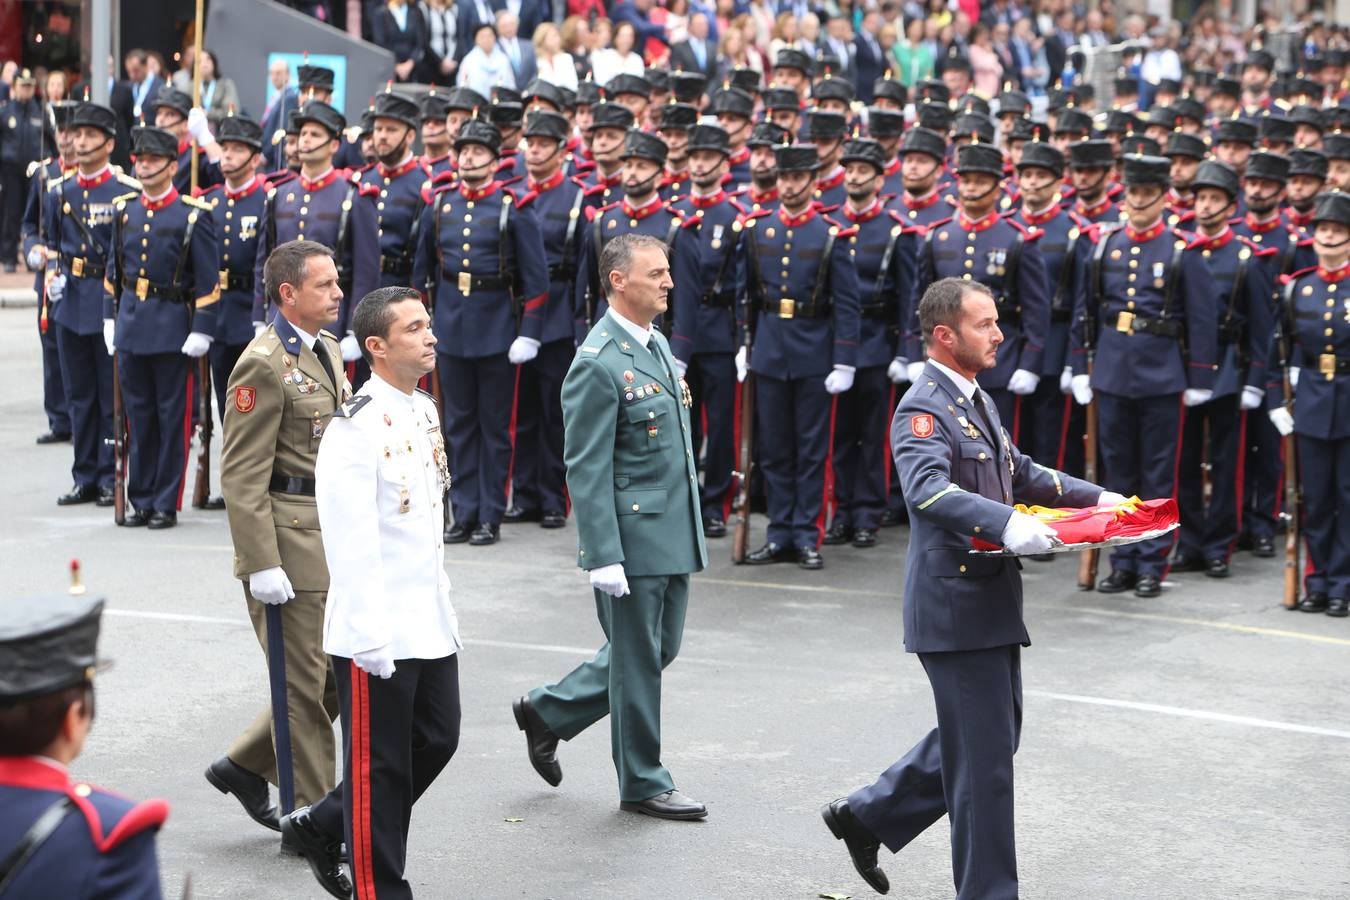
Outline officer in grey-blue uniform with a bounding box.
[1,68,50,268]
[105,126,220,529]
[411,117,549,546]
[821,277,1106,900]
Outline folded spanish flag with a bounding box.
[972,497,1179,552]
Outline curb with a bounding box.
[0,290,38,309]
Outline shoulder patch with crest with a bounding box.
[911,414,934,438]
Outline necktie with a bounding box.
[972,390,997,440]
[314,340,338,390]
[693,39,705,70]
[507,40,520,68]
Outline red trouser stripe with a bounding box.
[350,662,376,899]
[176,368,195,511]
[815,395,839,545]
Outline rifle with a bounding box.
[1077,229,1113,590]
[191,357,212,508]
[1276,281,1300,609]
[731,221,762,564]
[112,344,127,526]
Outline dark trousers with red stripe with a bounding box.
[1025,380,1085,478]
[756,373,832,549]
[440,352,514,527]
[311,655,461,900]
[117,350,190,513]
[509,338,572,515]
[687,352,736,519]
[1097,391,1182,578]
[830,365,890,531]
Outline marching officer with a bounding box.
[866,108,906,198]
[1,68,49,270]
[730,121,787,212]
[885,127,955,233]
[104,126,220,529]
[1163,131,1208,227]
[411,117,549,547]
[146,85,222,194]
[43,102,140,508]
[656,103,697,203]
[1171,160,1274,578]
[710,87,754,190]
[740,143,860,569]
[823,137,918,550]
[807,110,848,209]
[419,89,454,178]
[669,123,744,538]
[1068,154,1220,598]
[1266,192,1350,617]
[1068,140,1121,226]
[362,91,430,292]
[1286,149,1327,229]
[578,101,632,208]
[764,87,804,136]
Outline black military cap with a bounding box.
[957,93,992,119]
[1172,96,1207,126]
[523,109,570,142]
[729,67,762,95]
[747,121,789,148]
[709,87,755,119]
[372,91,419,129]
[454,116,501,155]
[814,76,855,105]
[1054,107,1093,136]
[421,90,452,121]
[646,69,671,93]
[764,88,801,112]
[1191,69,1217,88]
[0,590,105,701]
[588,102,635,132]
[953,112,995,144]
[1289,77,1322,101]
[774,48,813,75]
[492,86,523,106]
[1008,117,1044,143]
[913,79,950,105]
[1191,159,1240,200]
[916,100,954,133]
[69,102,118,138]
[815,50,842,76]
[489,101,524,129]
[293,100,346,138]
[1155,78,1181,96]
[1069,139,1116,169]
[523,79,567,112]
[899,126,947,161]
[285,109,302,136]
[1246,150,1290,184]
[1258,112,1295,145]
[943,52,973,75]
[873,78,907,106]
[1104,109,1143,135]
[129,126,178,159]
[1312,191,1350,227]
[1145,105,1177,129]
[148,86,192,121]
[687,123,730,155]
[805,109,847,141]
[1325,108,1350,133]
[1213,77,1242,99]
[297,64,336,91]
[1288,148,1329,180]
[607,73,651,99]
[955,143,1003,178]
[445,86,489,113]
[841,137,886,173]
[775,143,820,173]
[866,108,905,138]
[1120,134,1162,156]
[657,102,699,132]
[1114,75,1139,97]
[1215,118,1258,146]
[557,86,577,111]
[51,100,80,129]
[1244,49,1276,73]
[1324,133,1350,161]
[1017,141,1065,176]
[14,68,35,86]
[217,113,264,150]
[622,129,668,165]
[670,71,707,103]
[357,106,377,138]
[995,88,1030,117]
[577,80,602,106]
[1046,87,1081,112]
[1164,131,1208,160]
[1121,153,1171,188]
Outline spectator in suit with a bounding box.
[1010,18,1050,97]
[371,0,429,82]
[534,22,579,91]
[590,21,646,87]
[894,16,935,86]
[822,16,855,80]
[500,0,547,40]
[457,0,502,62]
[260,59,298,170]
[458,22,518,97]
[497,11,538,88]
[421,0,460,85]
[607,0,673,54]
[123,48,164,124]
[853,10,888,103]
[670,13,719,80]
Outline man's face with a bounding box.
[611,244,672,321]
[372,120,412,161]
[716,113,750,145]
[297,123,336,165]
[369,298,437,379]
[749,146,777,186]
[942,69,971,97]
[125,56,144,81]
[524,135,563,173]
[133,153,175,188]
[901,153,940,193]
[1242,176,1284,215]
[1241,65,1269,93]
[72,126,110,164]
[1070,165,1109,200]
[937,292,1002,373]
[575,105,593,134]
[498,15,518,39]
[422,118,448,150]
[55,127,74,159]
[220,141,258,179]
[622,157,662,195]
[771,68,806,94]
[270,62,289,90]
[769,108,799,131]
[1314,221,1350,264]
[14,82,34,102]
[844,161,879,203]
[1017,165,1057,207]
[812,137,841,168]
[284,255,343,327]
[1124,184,1167,229]
[1330,159,1350,192]
[689,149,726,188]
[1193,187,1233,228]
[658,128,689,163]
[1294,125,1323,150]
[446,109,471,142]
[1287,174,1324,208]
[817,98,849,116]
[155,108,186,135]
[957,171,998,215]
[1215,142,1253,173]
[456,143,495,181]
[1170,156,1200,190]
[616,94,647,120]
[590,127,627,163]
[1209,95,1237,118]
[284,133,299,167]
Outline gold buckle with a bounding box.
[457,272,472,295]
[135,277,149,301]
[219,270,230,291]
[778,298,795,320]
[1115,311,1135,334]
[1320,353,1337,379]
[71,257,85,277]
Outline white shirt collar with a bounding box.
[365,371,416,406]
[607,307,653,348]
[927,358,981,402]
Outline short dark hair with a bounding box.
[0,683,93,756]
[353,286,424,364]
[598,233,667,298]
[263,240,334,312]
[919,277,992,345]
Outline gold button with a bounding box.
[967,232,976,240]
[959,564,967,573]
[978,452,987,460]
[631,503,640,511]
[1129,259,1138,268]
[466,201,475,209]
[224,238,230,246]
[1325,312,1333,320]
[462,243,470,251]
[292,518,300,525]
[965,246,975,255]
[225,211,232,219]
[780,257,790,265]
[74,783,91,797]
[1127,300,1135,309]
[973,526,981,533]
[464,214,472,222]
[381,189,388,197]
[462,228,471,236]
[648,411,656,418]
[1130,246,1140,255]
[1326,328,1334,337]
[1126,288,1135,296]
[1330,284,1338,293]
[377,202,385,211]
[300,206,308,215]
[630,219,638,227]
[1128,273,1136,281]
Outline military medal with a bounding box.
[282,355,292,368]
[1152,261,1165,288]
[623,370,635,383]
[679,377,693,409]
[635,387,646,399]
[399,488,411,514]
[311,411,324,439]
[648,424,659,438]
[624,390,636,402]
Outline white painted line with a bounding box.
[105,608,242,626]
[1029,689,1350,741]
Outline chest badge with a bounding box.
[623,370,635,383]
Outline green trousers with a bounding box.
[529,573,689,802]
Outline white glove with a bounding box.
[886,358,907,384]
[1007,368,1040,395]
[589,562,630,597]
[1240,385,1263,410]
[824,367,854,394]
[102,318,116,355]
[1268,406,1294,437]
[1183,388,1213,407]
[187,107,212,144]
[1289,367,1300,388]
[508,336,540,364]
[1097,490,1128,508]
[906,360,926,383]
[734,345,748,382]
[1000,510,1059,555]
[353,645,397,679]
[1059,366,1073,394]
[1071,374,1093,406]
[339,333,361,362]
[252,320,267,336]
[248,566,295,606]
[181,331,213,357]
[673,357,688,378]
[26,247,46,269]
[47,273,66,303]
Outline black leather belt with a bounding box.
[120,274,185,302]
[219,270,251,292]
[700,292,735,309]
[858,305,894,320]
[1218,322,1244,343]
[61,254,105,280]
[380,254,412,276]
[269,475,316,495]
[441,271,508,290]
[1312,353,1350,376]
[760,298,830,319]
[1049,307,1073,323]
[1108,310,1183,338]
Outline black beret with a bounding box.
[297,65,336,91]
[840,137,886,173]
[445,86,489,113]
[814,77,855,105]
[1288,148,1328,180]
[657,103,699,131]
[293,100,346,138]
[764,88,802,112]
[489,101,524,129]
[148,86,192,120]
[955,143,1003,177]
[421,90,452,121]
[1164,131,1208,159]
[1258,112,1295,144]
[709,87,755,119]
[670,71,707,103]
[995,88,1030,116]
[865,108,905,138]
[1214,118,1258,146]
[916,100,954,133]
[747,121,790,148]
[0,592,104,701]
[1017,141,1065,176]
[1244,49,1276,73]
[216,113,264,150]
[687,123,731,155]
[70,102,118,137]
[606,73,652,99]
[1191,159,1240,200]
[523,109,570,142]
[899,126,947,160]
[372,91,420,129]
[774,48,814,75]
[873,78,907,106]
[1069,139,1116,169]
[952,112,995,144]
[1246,150,1290,183]
[729,67,762,94]
[621,128,668,164]
[805,109,847,140]
[454,117,501,155]
[523,79,567,112]
[913,80,950,105]
[577,80,602,106]
[1121,153,1171,188]
[1120,134,1162,156]
[588,102,635,132]
[775,143,820,173]
[1312,191,1350,227]
[130,125,178,159]
[1054,108,1094,135]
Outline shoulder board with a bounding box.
[1061,185,1078,200]
[597,201,620,214]
[680,214,702,230]
[116,173,142,189]
[942,194,957,208]
[431,182,458,196]
[1297,236,1313,247]
[199,183,224,197]
[112,191,139,207]
[271,127,286,146]
[999,207,1018,219]
[331,393,373,419]
[1106,183,1124,199]
[814,201,842,215]
[416,160,432,176]
[1173,228,1203,248]
[568,175,589,189]
[1006,218,1033,237]
[736,208,772,227]
[1226,215,1244,226]
[48,171,72,192]
[181,195,212,211]
[1236,235,1276,257]
[415,387,437,404]
[1280,265,1318,286]
[356,181,379,198]
[319,328,338,341]
[728,199,748,216]
[516,189,539,208]
[831,223,859,239]
[27,158,49,178]
[501,176,524,190]
[930,215,955,230]
[420,181,435,204]
[583,183,609,198]
[74,793,169,853]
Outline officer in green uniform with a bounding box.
[512,232,710,821]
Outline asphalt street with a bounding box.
[2,307,1348,900]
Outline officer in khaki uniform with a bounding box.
[207,240,349,841]
[513,233,710,821]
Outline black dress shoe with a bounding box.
[745,542,794,564]
[203,495,227,510]
[541,509,566,529]
[1252,535,1276,558]
[1299,591,1329,613]
[147,511,177,530]
[445,521,476,543]
[1327,597,1349,618]
[822,799,889,895]
[1204,558,1230,578]
[35,430,71,445]
[1170,554,1207,573]
[280,807,351,899]
[822,520,853,545]
[503,505,542,524]
[96,486,115,507]
[1097,570,1138,593]
[512,696,562,787]
[619,789,707,821]
[469,522,500,545]
[205,755,280,831]
[879,508,904,528]
[121,510,150,527]
[1235,533,1254,551]
[57,484,98,506]
[702,513,727,538]
[1134,574,1162,597]
[1027,552,1055,563]
[852,528,878,549]
[797,546,824,570]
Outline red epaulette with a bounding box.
[1297,236,1314,247]
[1106,183,1124,199]
[68,786,169,853]
[356,181,379,198]
[501,175,524,189]
[729,199,748,216]
[823,216,858,238]
[942,194,958,207]
[1226,214,1244,226]
[929,215,955,231]
[420,180,436,204]
[680,214,702,230]
[1005,217,1037,239]
[1174,228,1205,249]
[582,182,609,198]
[569,175,589,189]
[516,189,539,208]
[417,159,432,176]
[264,170,296,189]
[1061,185,1078,200]
[1236,234,1277,257]
[1280,265,1318,286]
[432,170,458,187]
[196,183,222,199]
[586,200,620,222]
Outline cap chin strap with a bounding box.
[1198,204,1233,229]
[624,168,662,198]
[780,179,815,208]
[959,180,1000,205]
[220,152,258,181]
[136,159,174,185]
[1245,189,1283,213]
[1074,169,1108,200]
[1124,187,1167,212]
[1316,233,1350,251]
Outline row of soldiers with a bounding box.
[20,51,1350,610]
